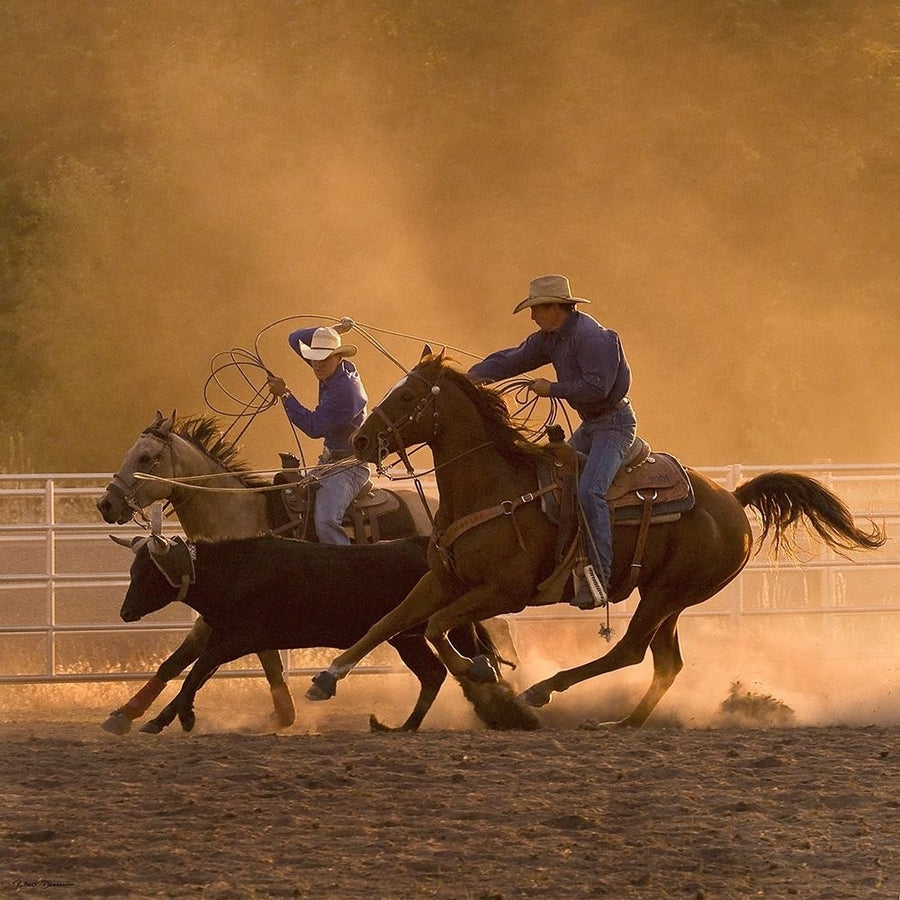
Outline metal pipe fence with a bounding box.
[1,466,898,683]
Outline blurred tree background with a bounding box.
[1,0,898,472]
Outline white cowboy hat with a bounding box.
[299,326,358,361]
[512,274,591,314]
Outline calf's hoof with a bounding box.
[179,712,196,733]
[270,683,296,727]
[368,714,404,733]
[101,710,133,735]
[467,654,499,684]
[305,670,337,702]
[139,720,164,735]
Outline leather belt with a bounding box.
[585,397,630,420]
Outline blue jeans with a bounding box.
[313,461,371,545]
[568,401,637,587]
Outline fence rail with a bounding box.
[1,466,898,684]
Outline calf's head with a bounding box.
[113,534,195,622]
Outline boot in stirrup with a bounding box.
[571,565,608,610]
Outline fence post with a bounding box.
[44,478,56,679]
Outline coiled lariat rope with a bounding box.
[156,314,571,499]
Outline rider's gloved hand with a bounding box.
[267,375,289,398]
[334,317,355,334]
[528,378,553,398]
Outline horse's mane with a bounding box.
[170,415,270,489]
[421,355,548,461]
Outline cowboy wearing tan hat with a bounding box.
[468,275,637,609]
[267,319,370,544]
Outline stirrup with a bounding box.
[570,565,608,610]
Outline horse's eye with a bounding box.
[399,391,416,404]
[137,453,153,465]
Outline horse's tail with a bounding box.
[734,471,886,556]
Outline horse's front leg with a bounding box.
[306,571,455,702]
[424,584,517,682]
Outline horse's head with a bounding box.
[352,349,541,471]
[97,410,179,524]
[352,351,446,467]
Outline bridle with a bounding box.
[368,371,443,478]
[104,428,175,519]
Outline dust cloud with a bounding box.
[3,613,898,732]
[1,1,898,472]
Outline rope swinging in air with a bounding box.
[154,314,572,500]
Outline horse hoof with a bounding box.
[179,714,196,733]
[100,710,133,735]
[271,683,296,727]
[467,654,500,684]
[139,721,164,734]
[518,684,553,708]
[305,670,337,702]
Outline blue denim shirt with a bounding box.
[282,328,368,454]
[468,311,631,422]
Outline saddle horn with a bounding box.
[109,534,150,553]
[150,502,164,536]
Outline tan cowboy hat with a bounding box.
[512,274,591,314]
[299,326,358,361]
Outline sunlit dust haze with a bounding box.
[1,1,898,472]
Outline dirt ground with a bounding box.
[2,673,899,900]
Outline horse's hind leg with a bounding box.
[518,594,671,710]
[101,618,211,735]
[613,612,683,727]
[257,650,295,728]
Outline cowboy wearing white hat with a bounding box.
[468,275,637,609]
[267,318,370,545]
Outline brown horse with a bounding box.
[306,352,886,726]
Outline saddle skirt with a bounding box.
[529,436,695,607]
[537,436,695,529]
[272,462,434,543]
[608,440,695,524]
